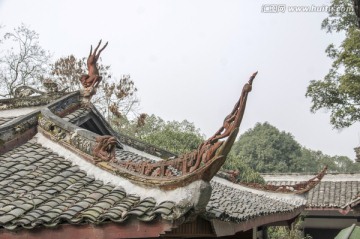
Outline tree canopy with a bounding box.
[231,122,302,173]
[230,122,360,173]
[222,153,265,184]
[0,24,51,97]
[131,120,360,182]
[306,0,360,129]
[115,114,205,155]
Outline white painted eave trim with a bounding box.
[0,107,41,117]
[34,132,207,207]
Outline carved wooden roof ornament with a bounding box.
[239,166,328,194]
[106,72,258,188]
[93,135,117,161]
[13,80,64,98]
[340,193,360,215]
[176,72,258,171]
[36,72,257,189]
[43,79,59,93]
[80,40,108,102]
[14,86,46,98]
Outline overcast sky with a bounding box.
[1,0,359,160]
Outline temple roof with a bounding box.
[0,85,312,234]
[0,139,183,230]
[205,177,305,223]
[0,41,314,236]
[0,116,17,126]
[0,135,307,231]
[264,173,360,209]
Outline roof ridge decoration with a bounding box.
[14,85,46,97]
[232,166,328,194]
[0,92,80,155]
[13,79,65,98]
[0,80,69,111]
[340,193,360,215]
[93,135,117,161]
[108,72,258,188]
[37,70,257,190]
[80,40,108,104]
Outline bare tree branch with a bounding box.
[0,24,51,98]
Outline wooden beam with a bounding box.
[0,220,174,239]
[162,217,216,238]
[211,208,303,237]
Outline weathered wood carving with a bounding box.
[80,40,108,99]
[38,72,258,189]
[93,135,117,161]
[239,166,328,194]
[110,72,258,184]
[14,86,45,98]
[13,80,64,98]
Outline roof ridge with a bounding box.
[212,177,306,206]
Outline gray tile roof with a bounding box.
[115,149,156,163]
[204,179,305,223]
[0,94,309,231]
[0,136,307,230]
[265,174,360,208]
[62,108,91,123]
[306,181,360,208]
[0,117,17,126]
[0,139,178,230]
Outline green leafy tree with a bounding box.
[142,124,203,155]
[0,24,51,97]
[306,0,360,128]
[222,153,265,184]
[113,114,164,139]
[116,114,204,155]
[231,122,360,173]
[268,217,312,239]
[290,147,321,173]
[296,148,360,173]
[231,122,302,173]
[318,153,360,173]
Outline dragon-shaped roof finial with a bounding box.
[80,40,108,102]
